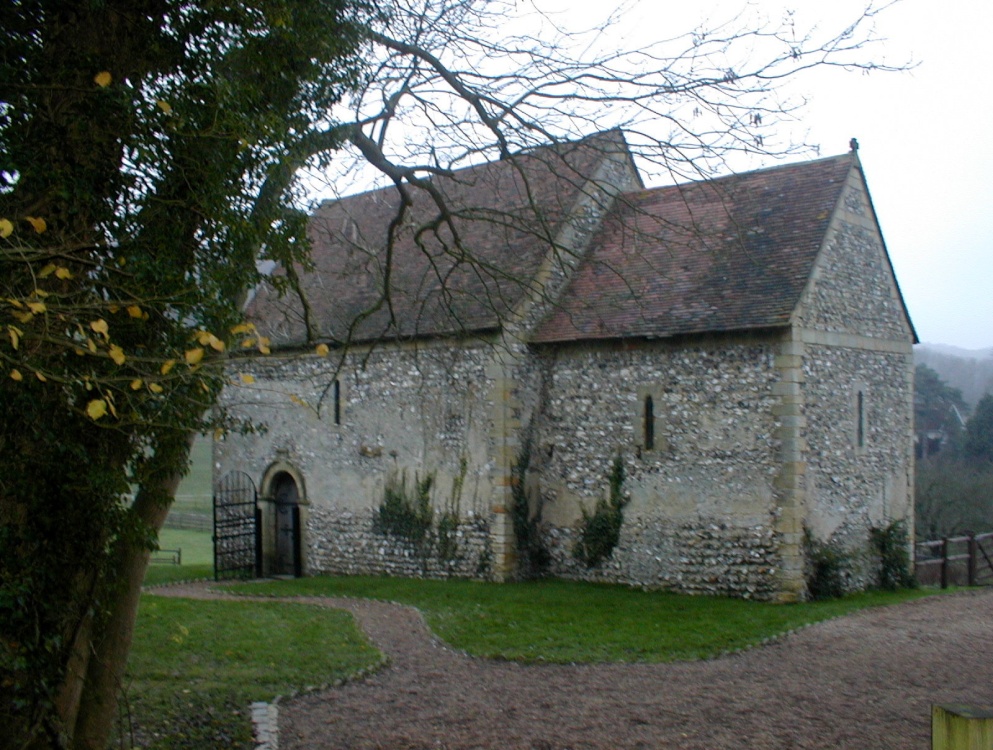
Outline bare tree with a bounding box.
[0,1,904,747]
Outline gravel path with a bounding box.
[152,583,993,749]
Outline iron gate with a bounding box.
[213,470,261,580]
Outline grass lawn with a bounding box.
[171,434,213,514]
[125,594,381,749]
[225,575,938,663]
[143,528,214,586]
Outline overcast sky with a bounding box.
[539,0,993,351]
[773,0,993,352]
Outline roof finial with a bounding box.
[849,137,859,153]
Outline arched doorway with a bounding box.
[272,472,302,577]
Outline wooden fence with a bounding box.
[163,511,212,533]
[915,532,993,588]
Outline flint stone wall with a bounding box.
[306,505,492,579]
[544,521,780,598]
[793,169,915,590]
[528,336,786,598]
[801,345,914,589]
[215,340,500,578]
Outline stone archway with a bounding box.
[260,463,308,577]
[272,472,301,576]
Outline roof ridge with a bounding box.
[315,130,631,210]
[624,152,851,200]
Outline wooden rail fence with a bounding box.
[163,511,212,532]
[915,532,993,588]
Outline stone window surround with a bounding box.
[852,378,869,454]
[634,384,666,456]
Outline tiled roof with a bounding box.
[532,154,854,343]
[247,131,627,345]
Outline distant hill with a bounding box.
[915,343,993,409]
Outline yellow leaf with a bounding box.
[241,337,256,349]
[86,399,108,420]
[107,399,118,418]
[161,359,176,375]
[38,263,56,278]
[0,219,13,238]
[157,100,172,114]
[239,373,255,384]
[33,289,48,298]
[127,305,143,318]
[200,380,210,393]
[148,382,164,394]
[230,322,255,335]
[13,311,34,324]
[109,345,126,365]
[185,347,205,365]
[214,427,225,440]
[35,371,47,382]
[26,301,46,314]
[10,369,23,381]
[8,326,21,350]
[90,319,109,336]
[86,338,97,353]
[94,71,112,87]
[55,267,72,280]
[315,343,330,357]
[258,336,271,355]
[130,378,143,390]
[107,304,119,313]
[26,216,46,234]
[7,298,22,309]
[207,334,225,352]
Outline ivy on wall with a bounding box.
[374,458,470,566]
[511,444,551,579]
[574,456,629,568]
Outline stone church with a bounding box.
[214,130,916,601]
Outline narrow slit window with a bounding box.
[333,379,341,426]
[644,395,655,451]
[856,390,865,449]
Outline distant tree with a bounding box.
[915,364,967,428]
[916,461,993,540]
[914,364,968,459]
[964,394,993,464]
[916,390,993,541]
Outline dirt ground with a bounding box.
[156,583,993,749]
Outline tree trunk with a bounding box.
[69,433,194,750]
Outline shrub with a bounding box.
[804,530,848,600]
[511,445,550,579]
[376,471,434,545]
[870,519,916,590]
[574,456,629,568]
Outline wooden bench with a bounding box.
[150,548,182,565]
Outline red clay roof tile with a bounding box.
[532,154,853,343]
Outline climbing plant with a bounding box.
[804,529,849,600]
[376,471,434,546]
[511,444,550,579]
[574,456,629,568]
[870,519,916,591]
